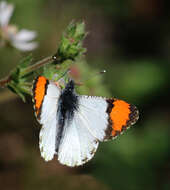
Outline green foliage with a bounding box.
[54,21,86,63]
[7,55,33,101]
[1,21,87,101]
[43,60,73,81]
[43,22,87,83]
[11,54,33,79]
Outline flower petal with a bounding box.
[0,1,14,27]
[12,41,38,51]
[12,29,37,42]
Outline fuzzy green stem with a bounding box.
[20,56,53,77]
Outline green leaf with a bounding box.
[8,82,26,102]
[10,54,33,81]
[7,54,33,102]
[54,21,87,63]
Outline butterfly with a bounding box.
[32,76,139,167]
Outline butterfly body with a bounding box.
[33,76,139,167]
[57,80,79,128]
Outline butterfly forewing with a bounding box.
[33,76,61,161]
[78,96,112,141]
[106,98,139,139]
[77,96,139,141]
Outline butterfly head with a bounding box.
[64,80,75,92]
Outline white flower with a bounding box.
[0,1,38,51]
[0,1,13,27]
[10,29,38,51]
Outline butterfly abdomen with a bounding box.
[55,80,79,152]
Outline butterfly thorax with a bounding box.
[57,80,79,127]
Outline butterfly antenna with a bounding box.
[75,70,106,86]
[60,69,70,79]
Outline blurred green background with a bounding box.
[0,0,170,190]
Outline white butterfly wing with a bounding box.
[58,113,99,167]
[57,96,109,167]
[78,96,110,141]
[39,82,61,161]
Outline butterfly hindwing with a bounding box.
[57,113,99,167]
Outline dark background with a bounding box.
[0,0,170,190]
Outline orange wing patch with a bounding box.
[107,99,139,138]
[110,100,130,133]
[33,76,49,118]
